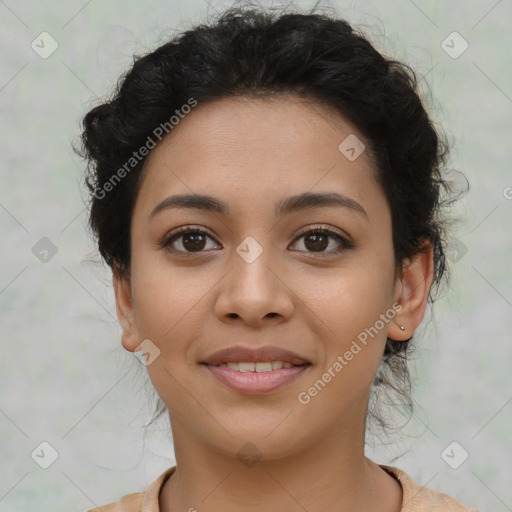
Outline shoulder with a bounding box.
[87,467,176,512]
[88,492,144,512]
[381,465,481,512]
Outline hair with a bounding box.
[79,5,458,435]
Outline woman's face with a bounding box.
[115,95,410,460]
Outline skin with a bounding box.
[113,94,434,512]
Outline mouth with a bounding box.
[201,345,312,394]
[211,361,301,372]
[202,345,310,366]
[203,363,311,394]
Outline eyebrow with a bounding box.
[148,191,369,222]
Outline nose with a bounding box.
[214,243,295,328]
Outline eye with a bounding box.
[289,225,353,256]
[161,224,353,257]
[161,226,220,254]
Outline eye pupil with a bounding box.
[183,233,206,252]
[166,227,348,256]
[305,233,328,252]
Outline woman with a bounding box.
[80,6,479,511]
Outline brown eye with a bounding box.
[162,227,220,254]
[180,232,207,252]
[290,226,353,256]
[303,232,329,252]
[162,225,352,257]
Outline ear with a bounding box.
[112,267,141,352]
[388,242,435,341]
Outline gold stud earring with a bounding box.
[399,325,405,331]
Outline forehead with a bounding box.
[134,94,384,220]
[148,94,372,163]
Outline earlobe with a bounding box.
[388,243,435,341]
[112,268,141,352]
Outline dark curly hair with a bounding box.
[79,6,455,434]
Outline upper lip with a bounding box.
[202,345,310,366]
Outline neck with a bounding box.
[159,415,402,512]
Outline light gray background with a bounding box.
[0,0,511,510]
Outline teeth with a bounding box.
[216,361,296,372]
[238,362,255,372]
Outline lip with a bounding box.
[202,345,309,366]
[204,364,311,394]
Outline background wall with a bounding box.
[0,0,510,510]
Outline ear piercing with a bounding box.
[399,325,405,331]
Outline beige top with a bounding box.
[89,465,480,511]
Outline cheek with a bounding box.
[130,253,208,340]
[302,263,396,402]
[129,259,208,403]
[129,254,223,403]
[303,260,394,336]
[295,267,394,419]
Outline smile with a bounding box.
[214,361,295,371]
[204,362,311,394]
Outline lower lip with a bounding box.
[204,364,310,394]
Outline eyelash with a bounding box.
[161,224,353,258]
